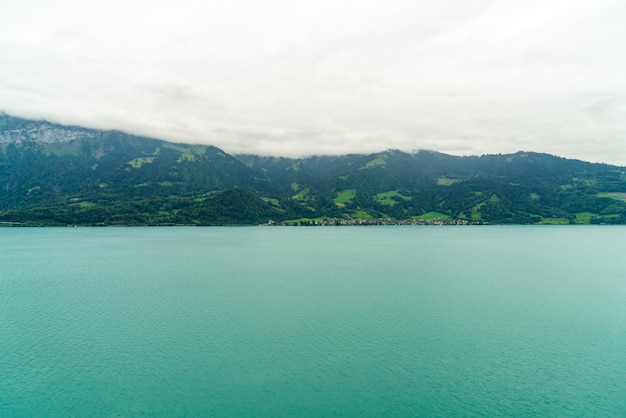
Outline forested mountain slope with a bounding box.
[1,114,625,225]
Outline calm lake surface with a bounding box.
[1,226,626,417]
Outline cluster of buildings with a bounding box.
[263,217,473,226]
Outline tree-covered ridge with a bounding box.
[1,114,625,225]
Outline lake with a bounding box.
[1,226,626,416]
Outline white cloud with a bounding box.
[1,0,625,164]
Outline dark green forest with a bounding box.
[1,114,625,225]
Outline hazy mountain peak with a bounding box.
[0,114,100,145]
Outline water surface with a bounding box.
[1,226,625,416]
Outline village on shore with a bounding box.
[263,217,476,226]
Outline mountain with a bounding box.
[1,113,625,225]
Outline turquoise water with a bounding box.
[1,226,626,417]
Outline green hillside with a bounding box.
[2,114,625,225]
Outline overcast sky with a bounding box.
[1,0,625,164]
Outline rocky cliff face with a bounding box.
[0,114,99,144]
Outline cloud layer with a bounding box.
[1,0,625,164]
